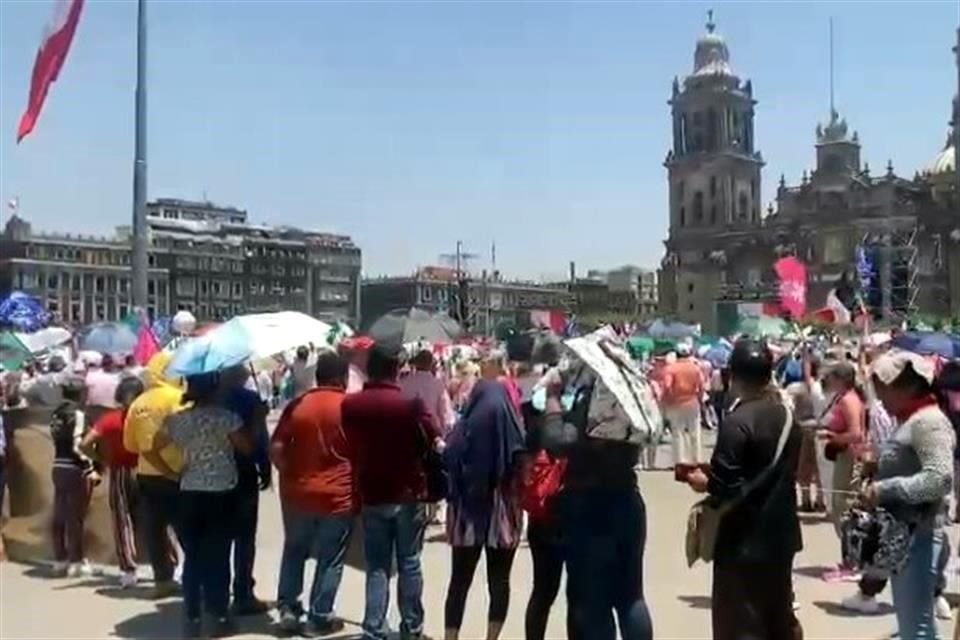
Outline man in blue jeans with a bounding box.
[342,343,442,640]
[271,353,356,636]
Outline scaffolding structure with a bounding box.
[860,224,920,320]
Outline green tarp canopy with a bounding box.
[737,316,788,339]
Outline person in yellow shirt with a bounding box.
[123,351,185,598]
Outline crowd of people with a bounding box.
[0,327,958,640]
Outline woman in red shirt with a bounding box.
[80,376,145,588]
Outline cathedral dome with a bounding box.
[692,13,733,77]
[924,135,956,176]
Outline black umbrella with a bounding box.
[367,308,462,348]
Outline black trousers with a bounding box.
[444,545,517,631]
[558,489,653,640]
[180,490,234,619]
[526,518,579,640]
[137,475,182,583]
[712,558,802,640]
[231,484,259,602]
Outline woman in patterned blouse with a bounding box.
[154,372,253,638]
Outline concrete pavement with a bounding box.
[2,444,958,639]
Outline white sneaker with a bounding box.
[51,561,69,577]
[119,570,138,589]
[840,592,880,614]
[66,563,82,578]
[76,560,101,577]
[936,595,952,620]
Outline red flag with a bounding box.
[773,257,807,320]
[17,0,85,143]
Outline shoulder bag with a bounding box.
[685,401,793,567]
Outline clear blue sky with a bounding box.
[1,1,957,280]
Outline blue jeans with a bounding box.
[361,503,428,640]
[557,489,653,640]
[891,527,944,640]
[276,506,353,623]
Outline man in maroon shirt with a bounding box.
[342,343,441,640]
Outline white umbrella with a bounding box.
[15,327,72,354]
[167,311,333,377]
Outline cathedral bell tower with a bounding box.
[660,13,765,331]
[664,12,764,234]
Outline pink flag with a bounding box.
[773,257,807,319]
[17,0,85,143]
[133,325,160,366]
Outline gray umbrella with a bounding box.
[367,308,462,348]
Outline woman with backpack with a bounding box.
[442,380,525,640]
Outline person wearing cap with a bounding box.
[687,339,803,640]
[861,349,954,640]
[661,342,705,466]
[342,342,443,640]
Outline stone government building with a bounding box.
[0,198,362,325]
[658,17,960,334]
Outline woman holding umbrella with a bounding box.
[152,372,253,638]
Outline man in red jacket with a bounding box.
[342,342,442,640]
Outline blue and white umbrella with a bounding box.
[167,311,332,377]
[79,322,139,354]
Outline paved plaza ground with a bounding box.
[2,440,959,639]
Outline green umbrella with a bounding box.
[0,331,30,371]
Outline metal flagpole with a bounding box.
[131,0,149,311]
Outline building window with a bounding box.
[738,193,748,219]
[72,275,81,290]
[710,176,717,198]
[687,282,694,294]
[96,304,105,320]
[95,277,105,293]
[823,235,845,264]
[693,192,704,222]
[688,303,695,311]
[679,207,686,227]
[710,205,717,224]
[148,281,156,296]
[119,304,128,318]
[47,275,58,290]
[71,303,80,321]
[422,286,433,302]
